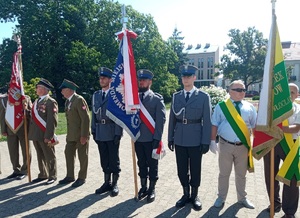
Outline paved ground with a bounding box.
[0,110,299,218]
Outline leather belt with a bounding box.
[96,119,113,124]
[220,136,243,146]
[176,119,201,124]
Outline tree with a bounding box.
[108,4,180,102]
[217,27,268,90]
[166,28,188,82]
[0,0,180,105]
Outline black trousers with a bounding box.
[135,141,158,181]
[175,145,202,188]
[97,140,120,174]
[263,143,299,215]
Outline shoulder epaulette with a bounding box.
[154,92,163,100]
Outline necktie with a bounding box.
[65,99,70,109]
[139,92,144,102]
[185,92,190,102]
[234,101,241,115]
[36,97,41,109]
[102,91,106,101]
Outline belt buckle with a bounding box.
[101,119,106,124]
[183,118,187,124]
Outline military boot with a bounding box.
[147,180,156,203]
[111,174,119,197]
[95,173,112,194]
[191,186,202,211]
[176,186,190,207]
[138,178,148,200]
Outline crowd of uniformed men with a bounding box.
[0,66,298,217]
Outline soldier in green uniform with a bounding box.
[28,78,58,185]
[58,79,90,188]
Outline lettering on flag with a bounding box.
[106,30,140,141]
[252,14,293,160]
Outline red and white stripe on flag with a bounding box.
[5,45,25,133]
[117,29,140,113]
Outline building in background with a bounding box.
[183,41,300,92]
[282,42,300,88]
[184,43,220,88]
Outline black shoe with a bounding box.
[95,182,112,194]
[147,189,155,203]
[72,179,85,188]
[176,195,191,208]
[267,204,282,213]
[45,178,57,185]
[6,172,19,179]
[191,196,202,211]
[281,215,295,218]
[138,187,148,200]
[59,177,75,185]
[111,184,119,197]
[31,178,47,183]
[16,174,26,180]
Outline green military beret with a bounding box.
[59,79,79,90]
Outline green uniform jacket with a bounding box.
[65,93,90,141]
[28,95,58,141]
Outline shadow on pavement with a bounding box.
[0,184,73,217]
[154,204,193,217]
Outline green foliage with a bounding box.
[252,96,260,100]
[0,0,180,105]
[200,85,228,110]
[166,28,188,82]
[23,77,39,100]
[217,27,268,90]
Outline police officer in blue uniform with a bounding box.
[168,65,212,211]
[91,67,123,197]
[135,69,166,203]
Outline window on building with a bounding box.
[198,58,201,69]
[189,58,194,65]
[207,57,214,68]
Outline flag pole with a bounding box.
[121,5,139,200]
[269,1,276,217]
[14,35,31,182]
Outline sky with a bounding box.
[0,0,299,53]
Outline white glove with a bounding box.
[210,140,218,154]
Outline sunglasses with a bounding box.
[231,88,246,93]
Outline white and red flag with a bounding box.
[252,13,293,160]
[106,29,141,141]
[5,44,25,133]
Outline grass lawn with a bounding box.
[0,112,68,142]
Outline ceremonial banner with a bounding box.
[106,29,140,141]
[252,14,293,160]
[5,44,25,133]
[276,120,300,186]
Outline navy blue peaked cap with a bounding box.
[179,65,198,76]
[98,67,113,78]
[137,69,154,79]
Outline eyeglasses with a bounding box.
[231,88,246,93]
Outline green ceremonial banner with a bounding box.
[252,13,293,160]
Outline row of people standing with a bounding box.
[1,65,298,217]
[1,78,90,188]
